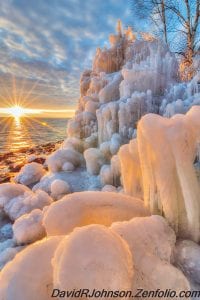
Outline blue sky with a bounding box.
[0,0,133,112]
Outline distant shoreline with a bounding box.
[0,140,64,184]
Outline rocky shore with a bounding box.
[0,140,63,184]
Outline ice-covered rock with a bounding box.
[111,215,176,263]
[13,209,46,245]
[84,148,105,175]
[173,240,200,285]
[62,137,84,153]
[43,191,150,236]
[14,162,46,186]
[137,106,200,242]
[111,216,190,296]
[50,179,71,200]
[47,148,83,173]
[0,183,29,207]
[53,225,133,296]
[0,236,63,300]
[0,183,52,221]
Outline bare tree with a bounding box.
[131,0,200,79]
[131,0,169,45]
[131,0,200,56]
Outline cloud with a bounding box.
[0,0,132,110]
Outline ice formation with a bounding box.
[0,236,63,300]
[0,216,190,300]
[43,191,150,236]
[47,148,83,173]
[111,216,190,294]
[173,240,200,286]
[50,179,71,200]
[0,183,52,220]
[13,209,46,245]
[14,162,46,186]
[53,225,134,295]
[0,20,199,296]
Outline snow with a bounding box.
[14,162,46,186]
[13,209,46,245]
[33,168,101,194]
[50,179,71,200]
[43,191,150,236]
[0,236,63,300]
[53,225,133,295]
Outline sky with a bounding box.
[0,0,133,117]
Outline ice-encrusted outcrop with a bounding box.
[119,106,200,242]
[0,183,53,221]
[0,218,190,300]
[14,162,46,186]
[43,191,150,236]
[44,21,199,181]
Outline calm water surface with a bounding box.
[0,117,68,153]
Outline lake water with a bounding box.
[0,117,68,153]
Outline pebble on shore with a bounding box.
[0,141,63,184]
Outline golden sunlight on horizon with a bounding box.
[0,106,75,119]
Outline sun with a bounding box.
[7,106,26,118]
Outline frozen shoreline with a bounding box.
[0,140,63,184]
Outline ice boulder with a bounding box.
[84,148,106,175]
[50,179,71,200]
[0,183,29,208]
[173,240,200,285]
[13,209,46,245]
[14,162,46,186]
[0,236,63,300]
[53,225,133,295]
[111,215,176,263]
[62,137,84,153]
[47,148,83,172]
[0,183,52,221]
[43,191,150,236]
[111,216,190,295]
